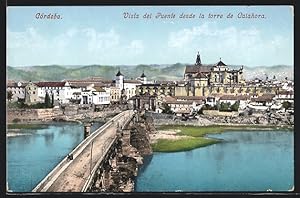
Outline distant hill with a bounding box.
[7,64,293,82]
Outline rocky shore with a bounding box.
[146,112,294,128]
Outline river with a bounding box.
[7,126,294,192]
[6,122,104,192]
[135,130,294,192]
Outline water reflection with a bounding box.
[43,132,55,146]
[138,154,153,175]
[184,149,193,159]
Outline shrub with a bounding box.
[230,101,240,111]
[161,103,173,114]
[282,101,291,111]
[219,102,231,112]
[7,91,13,101]
[12,118,21,123]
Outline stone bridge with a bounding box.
[32,110,135,192]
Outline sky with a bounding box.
[7,6,294,67]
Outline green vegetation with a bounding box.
[7,123,49,130]
[230,101,239,111]
[44,92,53,108]
[12,118,21,123]
[218,101,239,112]
[7,101,53,109]
[152,125,292,152]
[282,101,292,111]
[161,102,173,114]
[7,64,186,82]
[7,65,293,82]
[158,125,288,137]
[8,94,54,109]
[201,104,218,111]
[159,125,227,137]
[152,137,219,152]
[7,91,13,101]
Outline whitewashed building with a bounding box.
[115,70,141,100]
[36,81,72,104]
[7,81,27,101]
[71,84,110,105]
[219,95,251,110]
[275,90,294,103]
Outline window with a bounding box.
[33,91,35,94]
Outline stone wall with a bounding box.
[202,110,239,117]
[7,108,63,123]
[175,85,279,97]
[146,112,213,126]
[146,111,293,127]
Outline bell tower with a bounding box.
[196,51,202,65]
[115,69,124,90]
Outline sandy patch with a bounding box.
[150,130,190,143]
[7,132,32,137]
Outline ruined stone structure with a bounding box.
[86,112,153,192]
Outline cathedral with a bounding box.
[174,52,277,97]
[136,52,279,98]
[184,52,245,86]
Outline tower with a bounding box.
[115,69,124,90]
[140,71,147,84]
[196,51,202,65]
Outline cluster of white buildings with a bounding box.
[7,67,294,116]
[157,89,294,116]
[7,70,149,106]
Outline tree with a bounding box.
[282,101,291,112]
[51,94,54,107]
[7,91,13,101]
[219,102,231,112]
[231,101,240,111]
[44,92,51,108]
[161,103,173,114]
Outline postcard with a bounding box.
[6,4,294,193]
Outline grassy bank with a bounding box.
[7,123,49,130]
[158,125,292,137]
[152,137,219,152]
[152,125,292,152]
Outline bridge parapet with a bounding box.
[32,110,133,192]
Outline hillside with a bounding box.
[7,64,293,82]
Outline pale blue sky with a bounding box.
[7,6,293,67]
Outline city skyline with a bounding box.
[7,6,294,67]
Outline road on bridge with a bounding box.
[33,111,132,192]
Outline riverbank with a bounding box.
[151,125,293,152]
[146,111,294,128]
